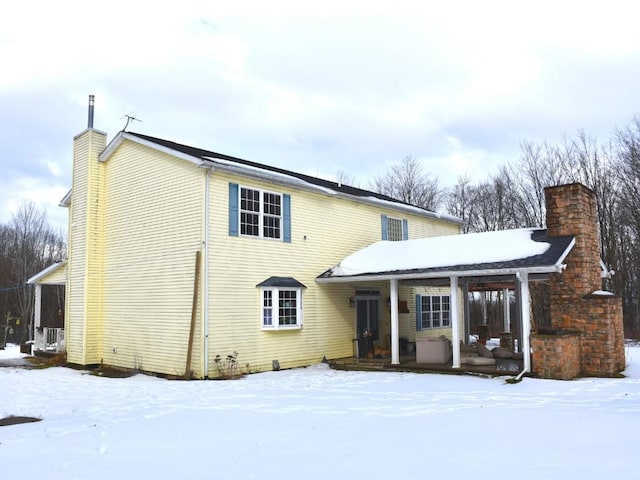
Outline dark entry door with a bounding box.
[356,296,380,341]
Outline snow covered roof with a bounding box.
[317,228,575,282]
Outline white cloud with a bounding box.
[2,0,640,232]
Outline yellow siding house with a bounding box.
[40,101,462,378]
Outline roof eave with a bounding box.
[27,261,67,285]
[99,132,204,166]
[206,159,461,224]
[315,264,566,284]
[59,189,72,207]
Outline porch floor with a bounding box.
[329,353,524,377]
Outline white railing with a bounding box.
[34,327,65,353]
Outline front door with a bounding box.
[356,293,381,357]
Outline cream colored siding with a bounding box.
[36,263,67,285]
[411,286,465,343]
[100,143,204,377]
[65,130,462,376]
[207,172,460,373]
[65,130,106,365]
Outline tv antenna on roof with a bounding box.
[121,113,142,132]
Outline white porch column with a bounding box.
[518,272,532,372]
[502,288,510,332]
[390,278,400,365]
[450,276,460,368]
[34,283,42,328]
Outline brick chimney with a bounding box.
[545,183,602,297]
[539,183,625,377]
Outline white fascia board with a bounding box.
[73,127,108,141]
[27,262,66,285]
[555,237,576,266]
[206,159,462,226]
[59,189,72,207]
[98,132,203,166]
[205,159,340,196]
[333,192,463,224]
[315,264,565,284]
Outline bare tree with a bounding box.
[445,174,477,233]
[335,170,358,187]
[371,155,445,211]
[614,117,640,334]
[2,202,66,342]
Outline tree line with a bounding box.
[372,117,640,337]
[0,202,65,345]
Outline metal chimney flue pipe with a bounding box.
[88,94,95,129]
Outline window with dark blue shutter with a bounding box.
[283,194,291,243]
[415,294,422,331]
[230,183,290,242]
[229,183,239,236]
[381,214,388,240]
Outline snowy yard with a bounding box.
[2,344,640,479]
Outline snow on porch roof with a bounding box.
[317,228,575,282]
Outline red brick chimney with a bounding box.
[539,183,625,377]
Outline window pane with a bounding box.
[422,297,430,312]
[432,312,441,328]
[263,290,272,326]
[387,217,403,241]
[240,188,260,236]
[241,212,259,236]
[263,215,281,239]
[432,296,440,311]
[279,290,297,325]
[263,192,281,215]
[263,192,282,239]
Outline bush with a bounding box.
[213,352,241,379]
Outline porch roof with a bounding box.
[317,228,575,283]
[27,262,67,285]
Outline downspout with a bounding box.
[514,271,531,380]
[203,168,212,378]
[390,278,399,365]
[450,276,460,368]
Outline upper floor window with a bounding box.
[229,183,291,242]
[416,294,450,330]
[381,214,408,241]
[240,187,282,239]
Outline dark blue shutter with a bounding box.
[381,214,388,240]
[402,219,409,240]
[229,183,239,236]
[283,194,291,243]
[415,294,422,331]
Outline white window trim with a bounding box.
[239,185,283,240]
[386,216,404,242]
[421,295,451,329]
[261,287,303,330]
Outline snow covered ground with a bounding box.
[2,344,640,479]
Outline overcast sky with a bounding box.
[2,0,640,232]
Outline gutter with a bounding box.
[201,159,461,225]
[315,264,567,284]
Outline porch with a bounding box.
[33,327,65,354]
[329,341,525,377]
